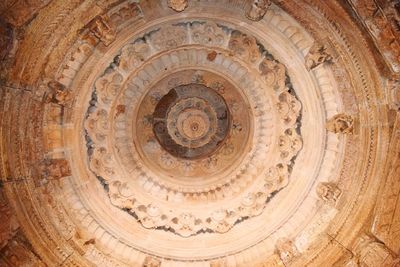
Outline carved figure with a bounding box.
[276,91,302,127]
[119,41,150,73]
[305,43,333,70]
[246,0,271,21]
[278,129,302,162]
[40,158,71,180]
[276,238,299,264]
[46,81,71,106]
[326,114,354,134]
[88,15,116,46]
[259,58,286,90]
[228,31,261,63]
[167,0,188,12]
[316,182,341,205]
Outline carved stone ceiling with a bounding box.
[0,0,399,266]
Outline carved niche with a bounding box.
[87,14,116,46]
[167,0,188,12]
[246,0,271,21]
[305,42,333,70]
[326,113,354,134]
[316,182,341,206]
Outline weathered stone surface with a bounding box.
[167,0,188,12]
[372,114,400,254]
[0,0,398,266]
[246,0,271,21]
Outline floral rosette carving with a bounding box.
[84,21,303,237]
[191,22,226,47]
[149,25,188,51]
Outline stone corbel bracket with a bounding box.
[316,182,342,207]
[44,80,72,107]
[167,0,188,12]
[246,0,272,21]
[326,113,355,135]
[305,42,333,71]
[86,14,116,46]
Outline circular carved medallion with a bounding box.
[152,84,230,159]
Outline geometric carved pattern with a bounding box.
[84,21,302,237]
[1,0,398,266]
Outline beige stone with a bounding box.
[0,0,399,266]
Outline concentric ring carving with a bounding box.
[83,21,303,237]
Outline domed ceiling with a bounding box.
[0,0,400,266]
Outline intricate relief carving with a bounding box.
[108,1,143,28]
[39,158,71,180]
[276,238,299,264]
[316,182,341,206]
[349,0,400,72]
[90,148,116,179]
[246,0,271,21]
[149,25,188,51]
[278,129,302,163]
[191,22,226,47]
[118,41,151,73]
[87,15,116,46]
[94,72,123,106]
[83,24,303,237]
[305,42,333,70]
[388,78,400,111]
[57,34,97,87]
[170,213,202,237]
[353,234,399,266]
[106,169,295,237]
[167,0,188,12]
[85,109,109,143]
[265,164,289,192]
[259,58,286,91]
[228,31,261,63]
[45,80,72,106]
[206,209,237,234]
[277,91,302,127]
[326,114,354,134]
